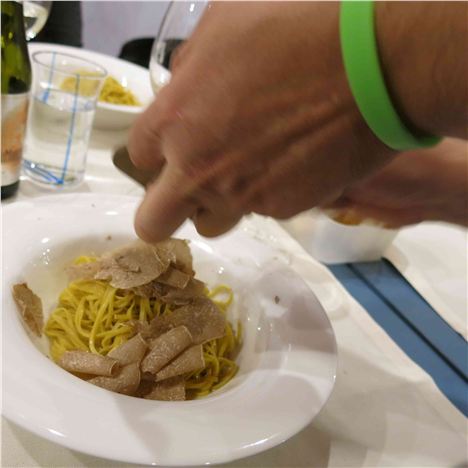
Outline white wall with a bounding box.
[82,1,170,57]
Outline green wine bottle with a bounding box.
[1,0,32,200]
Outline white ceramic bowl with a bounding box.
[3,193,337,466]
[281,209,398,264]
[28,43,167,131]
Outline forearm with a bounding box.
[375,1,468,139]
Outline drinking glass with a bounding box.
[23,1,52,40]
[149,1,208,93]
[23,51,107,187]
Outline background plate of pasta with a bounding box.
[3,193,337,466]
[29,43,160,131]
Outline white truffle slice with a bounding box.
[149,297,226,344]
[58,350,119,376]
[89,362,140,395]
[141,326,193,374]
[154,345,205,382]
[95,240,170,289]
[108,333,148,366]
[143,376,186,401]
[12,283,44,337]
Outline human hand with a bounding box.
[324,139,468,228]
[129,2,393,242]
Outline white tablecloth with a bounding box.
[2,128,467,467]
[281,211,468,339]
[386,223,468,338]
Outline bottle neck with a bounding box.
[2,1,27,42]
[1,1,31,94]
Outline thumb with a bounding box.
[134,165,196,242]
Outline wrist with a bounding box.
[375,1,467,139]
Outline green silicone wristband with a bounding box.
[340,1,441,151]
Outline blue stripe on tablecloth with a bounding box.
[329,263,468,416]
[351,261,467,378]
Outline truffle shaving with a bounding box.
[132,280,165,299]
[141,326,193,374]
[135,379,156,398]
[160,278,206,305]
[132,277,205,304]
[149,297,226,344]
[157,267,191,289]
[157,239,194,275]
[154,345,205,382]
[144,376,186,401]
[66,261,101,282]
[58,350,119,376]
[12,283,44,337]
[89,362,140,395]
[95,240,169,288]
[108,333,147,365]
[128,319,152,338]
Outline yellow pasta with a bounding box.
[45,261,241,398]
[98,76,140,106]
[60,74,140,106]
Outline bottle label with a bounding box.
[1,93,29,186]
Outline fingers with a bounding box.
[192,208,242,238]
[134,165,196,243]
[128,43,202,174]
[128,100,166,172]
[169,41,191,72]
[128,74,191,173]
[135,173,244,241]
[321,197,353,213]
[134,157,245,241]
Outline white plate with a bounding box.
[28,43,160,130]
[2,194,337,466]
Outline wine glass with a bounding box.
[149,1,208,94]
[23,0,52,40]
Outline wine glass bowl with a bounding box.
[149,1,207,94]
[23,1,52,40]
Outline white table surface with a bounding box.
[386,223,468,338]
[2,127,467,468]
[281,210,468,339]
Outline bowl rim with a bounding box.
[96,99,145,114]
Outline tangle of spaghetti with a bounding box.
[45,257,241,398]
